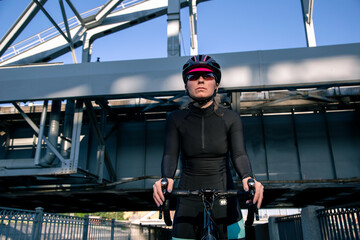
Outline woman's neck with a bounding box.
[193,100,214,109]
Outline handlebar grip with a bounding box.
[248,178,255,191]
[161,178,168,195]
[159,178,173,226]
[245,178,259,227]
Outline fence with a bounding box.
[272,207,360,240]
[0,206,171,240]
[317,207,360,240]
[276,214,303,240]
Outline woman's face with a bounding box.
[185,72,219,100]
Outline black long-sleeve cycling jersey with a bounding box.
[161,102,252,187]
[161,102,253,239]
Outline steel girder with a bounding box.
[301,0,316,47]
[0,0,48,57]
[0,100,84,177]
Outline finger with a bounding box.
[242,177,250,192]
[257,186,264,209]
[167,178,174,193]
[252,184,260,204]
[153,193,161,207]
[152,184,162,207]
[252,182,260,203]
[253,182,264,209]
[156,181,165,202]
[153,181,164,205]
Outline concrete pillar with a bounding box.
[301,205,323,240]
[268,216,280,240]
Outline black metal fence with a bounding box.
[276,214,303,240]
[274,207,360,240]
[317,207,360,240]
[0,206,171,240]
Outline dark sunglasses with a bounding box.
[186,73,216,81]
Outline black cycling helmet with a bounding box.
[182,55,221,84]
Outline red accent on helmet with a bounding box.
[187,67,214,74]
[182,55,221,83]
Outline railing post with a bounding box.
[111,218,115,240]
[82,214,89,240]
[301,205,323,240]
[268,217,280,240]
[32,207,44,240]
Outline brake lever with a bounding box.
[247,178,259,221]
[159,178,168,220]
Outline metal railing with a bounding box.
[276,213,303,240]
[0,206,170,240]
[0,0,145,63]
[317,207,360,240]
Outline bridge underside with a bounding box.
[1,44,360,212]
[0,87,359,212]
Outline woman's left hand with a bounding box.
[242,177,264,209]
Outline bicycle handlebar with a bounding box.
[169,189,247,197]
[159,178,259,227]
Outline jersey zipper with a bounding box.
[201,115,205,150]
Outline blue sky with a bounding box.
[0,0,359,64]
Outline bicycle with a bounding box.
[159,178,259,240]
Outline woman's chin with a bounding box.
[193,94,211,99]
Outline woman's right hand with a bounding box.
[153,178,174,207]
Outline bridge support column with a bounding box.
[61,99,75,158]
[167,0,181,57]
[39,100,61,167]
[82,33,93,63]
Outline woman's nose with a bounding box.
[198,77,205,82]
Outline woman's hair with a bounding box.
[213,99,224,117]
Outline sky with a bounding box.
[0,0,359,64]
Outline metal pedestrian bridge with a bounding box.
[0,0,359,213]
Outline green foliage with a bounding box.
[69,212,125,220]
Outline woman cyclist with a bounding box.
[153,55,264,240]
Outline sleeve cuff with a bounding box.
[242,173,255,180]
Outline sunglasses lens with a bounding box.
[186,73,216,81]
[203,73,215,80]
[187,75,199,81]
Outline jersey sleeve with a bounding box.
[161,113,180,178]
[227,111,253,179]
